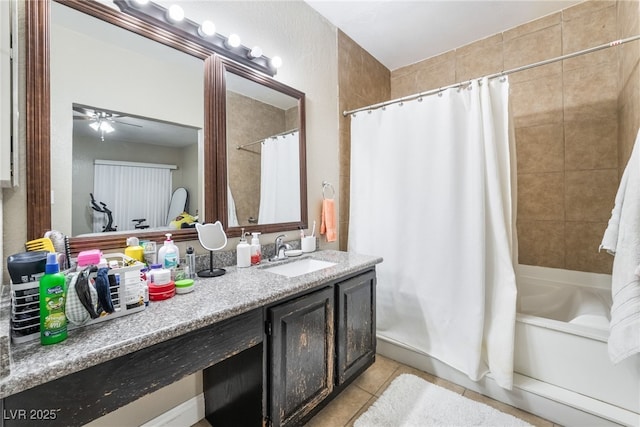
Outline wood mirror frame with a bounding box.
[214,56,308,237]
[26,0,217,254]
[26,0,308,252]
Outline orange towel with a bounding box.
[321,198,337,242]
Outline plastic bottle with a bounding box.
[142,281,149,307]
[124,236,145,263]
[140,268,150,307]
[185,246,196,279]
[39,253,67,345]
[250,232,262,265]
[158,233,179,270]
[237,229,251,268]
[148,264,162,284]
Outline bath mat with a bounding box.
[354,374,533,427]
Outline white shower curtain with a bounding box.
[348,77,518,389]
[258,131,300,224]
[93,161,172,232]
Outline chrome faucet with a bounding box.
[270,234,292,261]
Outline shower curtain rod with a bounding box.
[236,127,299,150]
[343,34,640,116]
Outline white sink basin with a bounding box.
[265,258,337,278]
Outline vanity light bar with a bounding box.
[114,0,278,76]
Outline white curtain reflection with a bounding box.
[227,185,239,227]
[258,131,300,224]
[93,161,172,232]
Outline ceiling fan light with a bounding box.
[100,121,115,133]
[89,121,100,131]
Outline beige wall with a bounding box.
[386,0,638,274]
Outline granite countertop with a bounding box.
[0,250,382,398]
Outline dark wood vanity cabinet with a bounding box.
[268,286,335,427]
[267,269,376,427]
[335,270,376,386]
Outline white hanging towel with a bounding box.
[600,128,640,364]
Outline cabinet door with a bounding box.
[269,287,334,427]
[336,270,376,385]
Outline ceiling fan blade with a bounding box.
[113,120,143,128]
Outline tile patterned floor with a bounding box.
[193,354,560,427]
[305,355,559,427]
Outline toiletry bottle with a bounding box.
[140,268,149,307]
[185,246,196,279]
[158,233,179,270]
[39,253,67,345]
[124,236,145,263]
[250,232,262,265]
[237,229,251,268]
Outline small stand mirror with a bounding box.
[196,221,227,277]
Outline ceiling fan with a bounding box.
[73,105,142,141]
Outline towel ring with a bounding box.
[322,181,335,200]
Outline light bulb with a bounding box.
[271,56,283,69]
[248,46,263,59]
[100,121,115,133]
[167,4,185,22]
[198,20,216,37]
[89,121,100,131]
[227,33,241,48]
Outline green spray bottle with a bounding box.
[39,253,67,345]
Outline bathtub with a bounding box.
[515,265,639,416]
[377,264,640,426]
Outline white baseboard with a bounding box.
[141,393,205,427]
[377,336,638,427]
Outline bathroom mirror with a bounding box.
[215,56,307,236]
[44,0,209,253]
[26,0,308,252]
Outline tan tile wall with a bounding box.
[226,91,287,226]
[337,31,391,250]
[384,0,639,274]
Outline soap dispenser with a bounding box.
[237,228,251,268]
[250,232,262,265]
[158,233,179,269]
